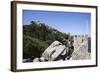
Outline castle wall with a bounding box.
[71,35,90,60]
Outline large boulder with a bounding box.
[41,41,69,61]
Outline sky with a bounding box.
[23,10,91,36]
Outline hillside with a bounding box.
[23,21,69,59]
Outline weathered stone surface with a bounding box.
[33,57,40,62]
[72,35,90,60]
[41,41,69,61]
[32,35,91,62]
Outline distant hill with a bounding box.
[23,21,69,59]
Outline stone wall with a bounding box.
[73,35,88,50]
[71,35,91,60]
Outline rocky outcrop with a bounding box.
[32,36,90,62]
[33,41,69,62]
